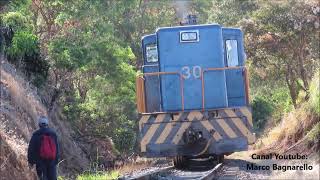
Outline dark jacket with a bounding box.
[27,127,60,165]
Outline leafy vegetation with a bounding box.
[1,9,48,87]
[308,70,320,116]
[2,11,30,31]
[307,122,320,145]
[244,1,319,108]
[252,96,273,132]
[256,70,320,150]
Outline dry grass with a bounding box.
[73,158,159,179]
[1,69,46,120]
[0,118,37,179]
[0,62,45,179]
[255,103,318,151]
[116,160,153,175]
[115,157,170,176]
[270,163,319,180]
[256,70,319,151]
[0,60,90,177]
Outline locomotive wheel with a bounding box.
[173,156,188,169]
[217,155,224,163]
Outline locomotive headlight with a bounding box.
[180,30,199,42]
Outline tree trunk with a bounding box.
[297,35,309,93]
[285,65,298,108]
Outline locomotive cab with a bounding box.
[136,23,255,168]
[140,34,161,113]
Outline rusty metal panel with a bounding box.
[136,76,146,113]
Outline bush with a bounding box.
[252,96,273,132]
[251,86,293,130]
[2,11,48,88]
[307,122,320,143]
[2,12,29,32]
[7,31,49,87]
[269,87,293,122]
[113,126,136,154]
[308,70,320,116]
[7,31,38,60]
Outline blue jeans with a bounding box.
[36,160,57,180]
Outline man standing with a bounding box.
[28,116,59,180]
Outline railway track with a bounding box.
[120,161,223,180]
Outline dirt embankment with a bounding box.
[0,58,89,179]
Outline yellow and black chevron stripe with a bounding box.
[139,107,255,152]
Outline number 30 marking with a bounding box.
[181,66,202,79]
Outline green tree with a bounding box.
[2,9,49,87]
[242,0,320,107]
[208,0,258,26]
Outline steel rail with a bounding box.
[120,165,174,180]
[200,163,223,180]
[119,162,223,180]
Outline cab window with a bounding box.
[226,40,239,66]
[146,44,158,63]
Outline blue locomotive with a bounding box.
[136,17,255,168]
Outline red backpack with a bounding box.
[39,134,56,160]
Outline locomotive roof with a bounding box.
[142,24,243,41]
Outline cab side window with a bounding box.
[146,44,158,63]
[226,40,239,66]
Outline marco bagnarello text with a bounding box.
[247,153,313,172]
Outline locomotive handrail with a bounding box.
[201,66,248,111]
[142,71,185,111]
[204,66,245,71]
[243,68,250,105]
[142,64,159,67]
[141,64,159,71]
[136,76,146,113]
[138,66,249,113]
